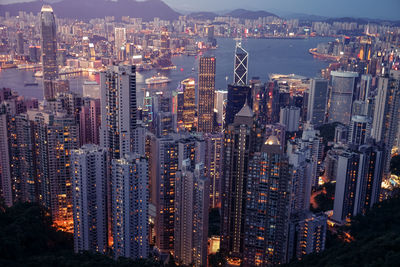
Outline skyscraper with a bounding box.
[198,56,216,133]
[307,78,328,127]
[371,70,400,176]
[327,71,359,125]
[28,110,79,232]
[243,136,291,266]
[174,161,209,267]
[221,102,262,260]
[80,98,101,146]
[181,78,195,131]
[114,27,126,56]
[71,145,109,254]
[16,31,24,55]
[40,5,58,100]
[112,154,149,259]
[234,42,248,85]
[100,65,137,159]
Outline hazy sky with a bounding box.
[2,0,400,20]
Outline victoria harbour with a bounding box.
[0,37,333,105]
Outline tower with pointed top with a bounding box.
[234,42,248,85]
[221,102,263,260]
[40,5,58,100]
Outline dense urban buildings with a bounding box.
[1,2,400,266]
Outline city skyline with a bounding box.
[1,0,399,20]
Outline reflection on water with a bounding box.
[0,37,334,107]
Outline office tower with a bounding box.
[28,110,79,231]
[181,78,195,131]
[174,161,209,267]
[243,136,291,266]
[371,70,400,176]
[148,135,178,253]
[348,115,371,146]
[114,27,126,55]
[332,144,384,224]
[221,103,261,259]
[225,84,252,126]
[29,46,40,63]
[159,28,172,67]
[71,145,109,254]
[198,56,216,133]
[204,133,224,208]
[307,78,328,127]
[234,42,248,85]
[40,5,58,100]
[205,25,216,46]
[327,71,359,125]
[265,81,281,124]
[100,65,137,159]
[80,99,101,146]
[155,112,174,137]
[279,106,300,132]
[215,90,228,129]
[112,154,149,259]
[16,31,24,55]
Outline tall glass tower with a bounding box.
[234,42,248,85]
[40,5,58,100]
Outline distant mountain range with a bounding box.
[0,0,180,21]
[187,9,279,20]
[1,0,398,26]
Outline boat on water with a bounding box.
[33,71,43,77]
[24,82,39,86]
[145,74,171,85]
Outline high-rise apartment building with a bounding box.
[243,136,291,266]
[198,56,216,133]
[40,5,58,100]
[114,27,126,55]
[80,98,101,145]
[174,161,209,267]
[371,70,400,176]
[112,154,149,259]
[71,145,109,254]
[100,65,137,159]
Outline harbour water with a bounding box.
[0,37,334,106]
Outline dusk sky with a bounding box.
[1,0,400,20]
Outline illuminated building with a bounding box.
[332,143,384,223]
[371,70,400,176]
[80,99,101,146]
[348,115,371,146]
[71,145,109,254]
[288,212,327,261]
[221,102,261,259]
[327,71,359,125]
[198,56,216,133]
[307,78,328,127]
[243,135,291,266]
[114,28,126,56]
[100,65,137,159]
[204,133,224,208]
[112,154,149,259]
[28,110,79,231]
[174,161,209,267]
[0,109,12,207]
[234,42,248,85]
[40,5,58,100]
[181,78,195,131]
[148,135,178,253]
